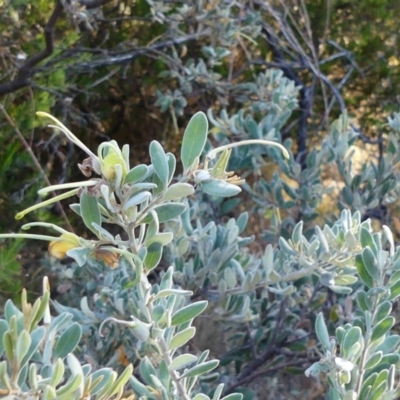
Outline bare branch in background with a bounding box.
[0,0,64,96]
[0,0,114,97]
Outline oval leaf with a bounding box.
[169,327,196,350]
[144,242,163,272]
[163,183,195,201]
[150,141,169,189]
[169,354,198,371]
[124,164,149,185]
[80,191,101,235]
[171,301,208,326]
[181,112,208,172]
[201,179,241,197]
[54,323,82,359]
[180,359,219,378]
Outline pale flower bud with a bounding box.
[49,233,80,259]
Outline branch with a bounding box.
[80,0,113,9]
[0,0,114,96]
[0,0,63,96]
[67,30,211,70]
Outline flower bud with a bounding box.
[49,233,80,259]
[92,248,120,269]
[101,151,128,181]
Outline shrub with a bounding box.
[2,81,400,399]
[0,104,400,400]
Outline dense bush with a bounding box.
[2,1,400,399]
[1,104,400,399]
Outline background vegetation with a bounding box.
[1,0,400,398]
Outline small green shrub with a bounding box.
[2,95,400,399]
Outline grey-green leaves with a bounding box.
[80,190,101,235]
[150,140,169,189]
[181,111,208,173]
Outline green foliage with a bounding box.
[0,286,133,399]
[3,1,400,398]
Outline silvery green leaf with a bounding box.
[0,321,8,357]
[383,225,395,256]
[20,326,46,369]
[123,191,152,210]
[124,164,149,185]
[334,275,358,286]
[56,373,83,396]
[201,179,241,197]
[389,279,400,300]
[212,383,224,400]
[166,152,176,184]
[102,364,133,399]
[375,301,392,324]
[153,289,192,300]
[90,368,114,395]
[291,221,303,246]
[163,183,194,201]
[144,242,163,272]
[365,351,383,370]
[169,354,197,371]
[29,363,38,390]
[66,247,90,267]
[140,357,158,385]
[192,393,210,400]
[169,327,196,350]
[171,301,208,326]
[315,313,330,349]
[218,279,228,295]
[160,266,173,290]
[268,285,295,295]
[371,316,395,343]
[355,254,374,288]
[362,247,379,281]
[151,203,187,223]
[307,239,320,256]
[279,237,297,256]
[54,323,82,359]
[181,111,208,172]
[145,214,159,240]
[15,330,30,367]
[80,297,97,321]
[50,358,65,387]
[344,230,358,249]
[150,141,169,189]
[236,212,248,234]
[334,283,356,300]
[180,359,219,378]
[360,227,378,254]
[315,225,329,253]
[262,244,274,277]
[3,331,13,362]
[224,268,237,289]
[342,327,363,359]
[356,291,369,312]
[129,375,154,398]
[360,373,377,399]
[220,394,243,400]
[145,232,173,247]
[80,191,101,235]
[193,395,210,400]
[69,203,81,216]
[43,386,57,400]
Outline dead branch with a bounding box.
[0,0,113,97]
